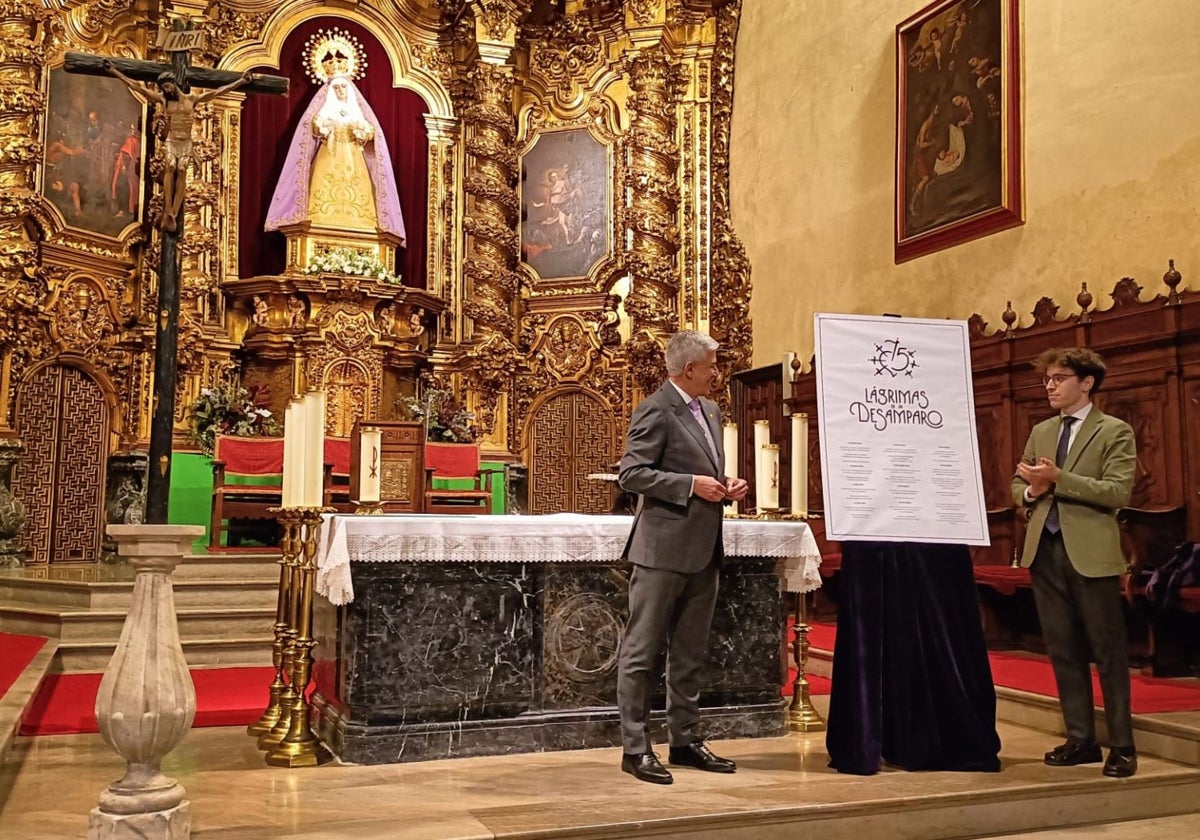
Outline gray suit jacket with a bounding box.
[618,383,726,574]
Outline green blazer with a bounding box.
[1010,407,1136,577]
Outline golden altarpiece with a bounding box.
[0,0,752,565]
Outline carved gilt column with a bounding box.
[0,0,46,436]
[624,45,685,394]
[707,0,752,375]
[423,114,461,349]
[459,2,523,448]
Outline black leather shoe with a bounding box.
[1103,747,1138,778]
[1044,738,1103,766]
[622,752,673,784]
[668,740,737,773]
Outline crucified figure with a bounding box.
[102,60,254,233]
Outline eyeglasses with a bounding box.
[1042,374,1075,387]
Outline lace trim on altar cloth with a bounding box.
[315,514,822,605]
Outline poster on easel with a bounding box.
[814,313,989,545]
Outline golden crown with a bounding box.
[303,29,366,85]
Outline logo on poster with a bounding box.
[870,338,918,378]
[849,337,944,431]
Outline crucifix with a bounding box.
[65,20,289,523]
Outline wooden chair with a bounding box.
[1120,506,1193,676]
[208,435,353,550]
[322,436,354,513]
[208,435,284,551]
[423,442,499,515]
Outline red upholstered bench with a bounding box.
[973,565,1031,595]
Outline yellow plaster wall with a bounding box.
[730,0,1200,367]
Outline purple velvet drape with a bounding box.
[825,542,1002,775]
[238,17,429,287]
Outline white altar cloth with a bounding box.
[315,513,822,605]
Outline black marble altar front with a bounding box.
[312,557,785,764]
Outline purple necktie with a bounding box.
[688,399,719,462]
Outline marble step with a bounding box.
[805,639,1200,768]
[0,576,280,610]
[0,603,276,642]
[174,552,283,580]
[554,767,1200,840]
[0,637,56,764]
[53,636,273,671]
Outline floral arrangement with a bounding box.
[187,382,281,457]
[398,388,479,443]
[303,248,401,284]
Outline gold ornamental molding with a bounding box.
[0,0,50,432]
[707,0,752,377]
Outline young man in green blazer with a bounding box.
[1011,347,1138,777]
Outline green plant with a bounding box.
[397,388,479,443]
[304,247,400,283]
[186,382,281,457]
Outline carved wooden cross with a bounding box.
[65,20,289,522]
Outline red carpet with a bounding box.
[806,621,1200,715]
[19,666,275,736]
[782,671,832,698]
[990,652,1200,714]
[0,633,47,700]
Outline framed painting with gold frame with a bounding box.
[519,126,613,284]
[41,66,147,240]
[895,0,1022,262]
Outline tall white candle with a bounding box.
[303,390,325,508]
[281,401,295,508]
[285,396,307,509]
[753,419,770,512]
[791,412,809,517]
[722,423,738,517]
[761,444,780,510]
[358,426,382,504]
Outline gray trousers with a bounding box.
[617,560,719,754]
[1030,531,1134,749]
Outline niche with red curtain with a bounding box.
[238,18,429,287]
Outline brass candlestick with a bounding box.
[787,590,826,733]
[248,508,302,737]
[352,499,384,515]
[257,511,302,751]
[266,507,333,767]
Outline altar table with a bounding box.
[310,513,821,764]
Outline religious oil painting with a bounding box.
[41,68,146,239]
[520,127,611,282]
[895,0,1022,262]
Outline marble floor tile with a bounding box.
[1,720,1198,840]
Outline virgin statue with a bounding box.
[264,44,405,245]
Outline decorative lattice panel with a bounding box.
[14,364,107,563]
[530,391,615,515]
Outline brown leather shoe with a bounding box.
[1102,747,1138,778]
[668,740,737,773]
[1044,738,1102,766]
[622,752,673,784]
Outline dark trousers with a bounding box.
[617,560,719,754]
[1030,531,1134,748]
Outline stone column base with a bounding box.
[89,800,190,839]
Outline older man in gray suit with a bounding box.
[616,330,750,784]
